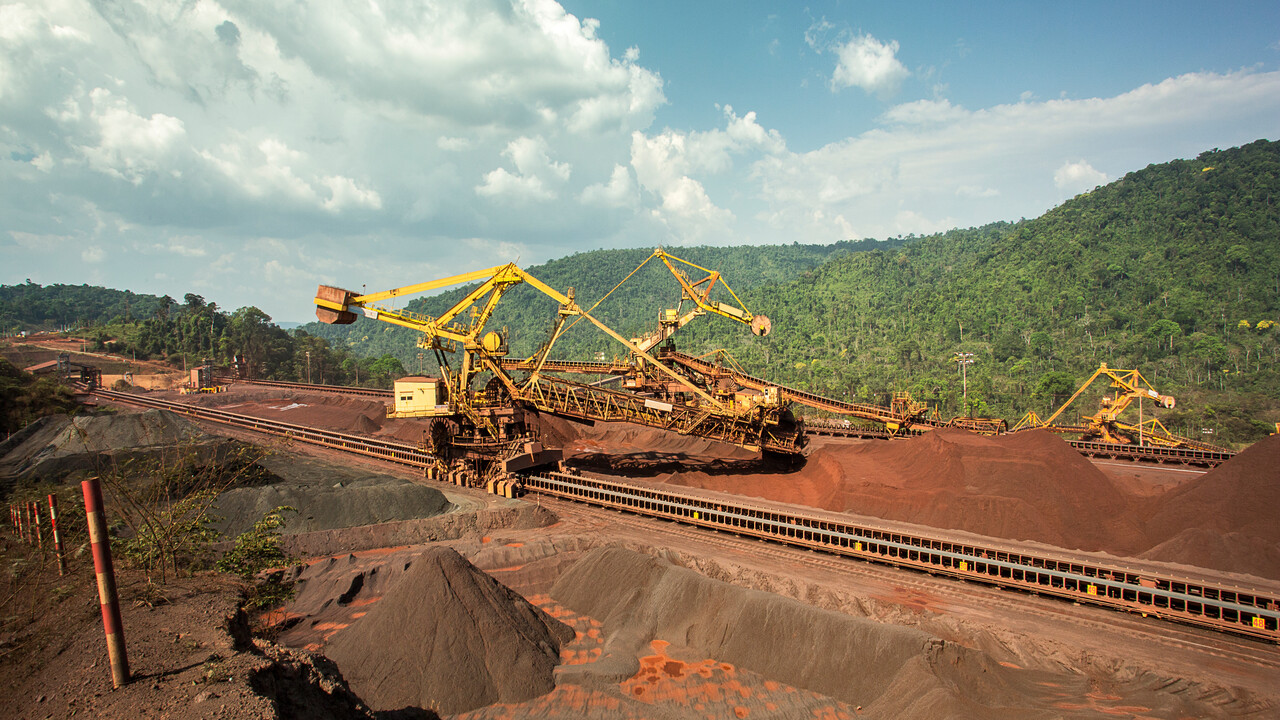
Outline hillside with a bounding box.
[682,139,1280,442]
[0,282,172,333]
[301,140,1280,445]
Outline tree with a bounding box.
[1145,319,1182,354]
[1034,371,1076,412]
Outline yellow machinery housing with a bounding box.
[391,376,449,418]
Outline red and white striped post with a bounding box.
[48,494,66,576]
[15,504,24,542]
[26,502,36,546]
[31,501,43,549]
[82,476,130,688]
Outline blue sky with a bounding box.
[2,0,1278,323]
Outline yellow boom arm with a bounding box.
[315,262,724,407]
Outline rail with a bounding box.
[89,387,1277,643]
[93,388,428,466]
[213,377,393,399]
[525,470,1280,643]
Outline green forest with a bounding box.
[0,288,406,390]
[4,139,1278,445]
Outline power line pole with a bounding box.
[953,352,975,412]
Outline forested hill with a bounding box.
[0,282,172,332]
[305,139,1280,444]
[682,138,1280,441]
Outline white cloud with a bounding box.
[1054,160,1109,192]
[807,26,909,97]
[476,167,554,201]
[322,175,383,212]
[199,138,317,204]
[581,164,635,207]
[956,185,1000,199]
[628,105,787,236]
[437,136,472,152]
[881,98,967,125]
[76,88,186,184]
[0,4,41,43]
[476,136,570,201]
[750,69,1280,243]
[157,235,207,257]
[81,245,105,263]
[221,0,663,133]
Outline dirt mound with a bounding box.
[212,453,449,537]
[212,478,449,538]
[538,413,761,475]
[0,410,228,485]
[1140,434,1280,579]
[663,428,1145,554]
[552,547,1065,719]
[325,546,574,715]
[197,393,389,436]
[379,418,429,444]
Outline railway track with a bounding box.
[544,496,1280,670]
[221,377,1234,467]
[91,386,1278,644]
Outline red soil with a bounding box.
[661,428,1147,555]
[561,419,1279,579]
[1138,434,1280,578]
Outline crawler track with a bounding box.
[92,387,1278,643]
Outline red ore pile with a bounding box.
[1140,433,1280,580]
[324,546,574,716]
[667,428,1147,555]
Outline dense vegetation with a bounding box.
[0,357,79,434]
[0,289,404,389]
[0,282,171,332]
[304,140,1280,445]
[5,140,1277,445]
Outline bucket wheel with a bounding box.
[426,418,457,462]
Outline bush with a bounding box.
[217,506,298,609]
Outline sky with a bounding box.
[3,1,1279,324]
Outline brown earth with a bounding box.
[6,391,1279,719]
[0,543,381,720]
[324,546,574,715]
[1139,434,1280,577]
[272,535,1272,720]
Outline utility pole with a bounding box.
[1138,395,1144,447]
[305,350,311,384]
[953,352,975,412]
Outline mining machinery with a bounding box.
[56,352,101,388]
[313,251,803,492]
[1013,363,1223,451]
